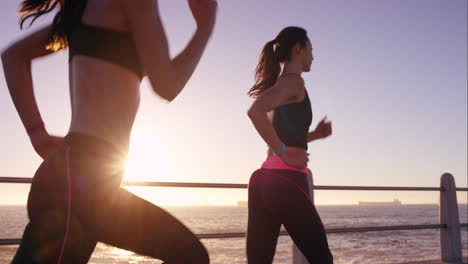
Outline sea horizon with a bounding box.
[1,204,467,264]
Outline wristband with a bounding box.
[26,121,45,135]
[273,143,286,156]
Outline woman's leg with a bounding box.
[247,170,282,264]
[11,220,97,264]
[17,167,209,264]
[65,133,209,264]
[12,149,98,264]
[92,188,209,264]
[12,133,209,264]
[283,204,333,263]
[261,169,333,264]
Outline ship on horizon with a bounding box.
[358,198,402,206]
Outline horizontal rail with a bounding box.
[0,177,32,184]
[199,224,449,239]
[124,181,248,189]
[0,239,19,246]
[2,177,467,191]
[3,223,467,245]
[199,223,468,239]
[124,183,449,191]
[313,186,446,191]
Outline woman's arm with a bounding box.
[247,75,308,169]
[307,130,320,142]
[2,26,53,133]
[307,117,332,143]
[122,0,217,102]
[2,25,63,158]
[171,0,217,91]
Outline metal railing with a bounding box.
[2,176,467,192]
[0,173,467,263]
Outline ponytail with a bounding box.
[248,40,281,98]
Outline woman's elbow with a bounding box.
[150,83,178,102]
[161,92,177,102]
[1,47,13,64]
[152,88,176,102]
[148,74,180,102]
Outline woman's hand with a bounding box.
[29,131,63,159]
[313,117,332,140]
[279,147,309,169]
[188,0,217,33]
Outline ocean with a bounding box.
[0,204,467,264]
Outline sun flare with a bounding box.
[120,131,197,206]
[123,131,173,182]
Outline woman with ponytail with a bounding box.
[2,0,217,263]
[246,26,334,263]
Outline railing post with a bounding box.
[292,169,314,264]
[439,173,462,262]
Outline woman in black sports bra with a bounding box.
[2,0,217,263]
[246,27,334,263]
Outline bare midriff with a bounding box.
[68,56,142,153]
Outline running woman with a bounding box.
[2,0,217,263]
[246,26,334,264]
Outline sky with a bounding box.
[0,0,466,206]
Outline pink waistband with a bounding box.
[261,156,308,173]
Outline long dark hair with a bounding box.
[18,0,86,51]
[248,26,309,98]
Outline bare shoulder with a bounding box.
[275,74,305,102]
[118,0,163,33]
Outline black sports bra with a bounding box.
[68,0,144,78]
[272,73,313,150]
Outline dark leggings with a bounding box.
[247,168,333,264]
[12,133,209,264]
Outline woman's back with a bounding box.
[69,0,142,151]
